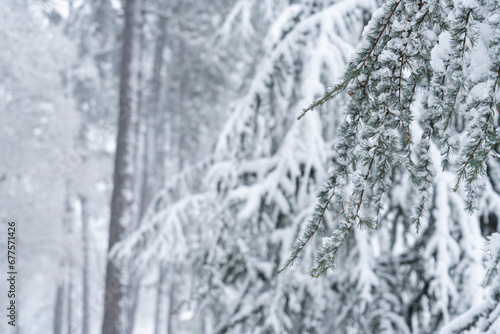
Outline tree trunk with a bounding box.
[54,181,72,334]
[166,281,177,334]
[174,38,187,172]
[67,263,73,334]
[53,283,64,334]
[125,7,145,334]
[151,18,169,334]
[80,195,90,334]
[153,264,166,334]
[126,13,169,334]
[63,184,73,334]
[139,14,168,219]
[151,15,168,188]
[101,0,142,331]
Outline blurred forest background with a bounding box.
[0,0,499,333]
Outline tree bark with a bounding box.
[80,195,90,334]
[67,263,73,334]
[101,0,142,332]
[139,14,168,219]
[126,14,168,334]
[151,15,168,188]
[64,183,73,334]
[53,283,64,334]
[54,181,73,334]
[174,38,187,172]
[166,280,177,334]
[153,264,166,334]
[125,8,145,334]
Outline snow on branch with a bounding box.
[286,0,500,277]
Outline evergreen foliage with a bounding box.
[116,0,500,332]
[285,0,500,279]
[118,0,376,332]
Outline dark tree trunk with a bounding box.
[54,181,72,334]
[64,184,73,334]
[166,281,177,334]
[139,14,168,219]
[125,8,145,334]
[153,264,166,334]
[151,15,168,188]
[127,13,168,334]
[175,38,187,172]
[53,283,64,334]
[101,0,142,332]
[80,195,90,334]
[67,263,73,334]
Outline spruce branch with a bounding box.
[285,0,500,281]
[443,8,475,130]
[297,0,402,120]
[454,111,493,193]
[278,177,344,274]
[310,150,377,278]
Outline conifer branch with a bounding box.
[310,150,377,277]
[454,112,493,192]
[278,186,338,273]
[297,0,402,120]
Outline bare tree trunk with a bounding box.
[138,14,168,219]
[150,17,170,334]
[172,37,187,173]
[65,182,73,334]
[101,0,142,332]
[153,264,166,334]
[125,8,145,334]
[80,195,90,334]
[166,281,177,334]
[67,263,73,334]
[151,15,168,188]
[53,284,64,334]
[54,181,73,334]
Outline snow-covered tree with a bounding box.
[282,0,500,332]
[117,0,376,332]
[197,0,377,331]
[0,1,82,333]
[439,232,500,333]
[112,0,500,333]
[289,0,500,270]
